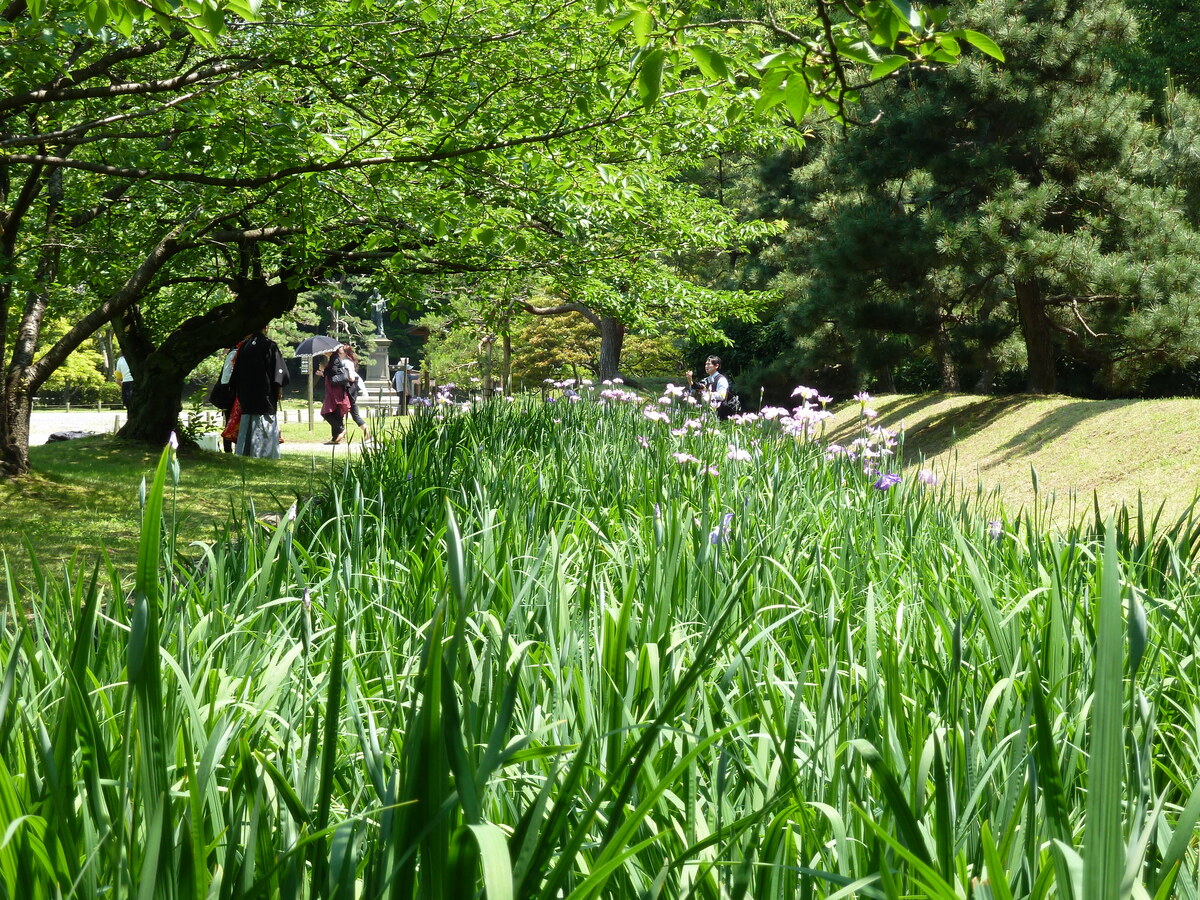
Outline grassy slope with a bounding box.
[825,392,1200,525]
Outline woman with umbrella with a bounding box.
[317,345,370,444]
[317,347,350,444]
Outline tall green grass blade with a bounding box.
[130,442,176,900]
[1085,523,1125,900]
[468,823,513,900]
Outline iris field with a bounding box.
[3,385,1200,899]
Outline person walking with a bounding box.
[337,344,371,441]
[391,364,411,415]
[230,329,290,458]
[211,343,240,452]
[318,347,352,444]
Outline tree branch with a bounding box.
[0,56,272,114]
[27,219,190,390]
[518,299,601,329]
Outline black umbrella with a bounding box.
[295,335,341,357]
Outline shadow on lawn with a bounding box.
[827,393,1139,466]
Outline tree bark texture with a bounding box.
[1015,278,1057,394]
[934,317,960,393]
[596,316,625,382]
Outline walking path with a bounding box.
[29,409,125,445]
[28,409,366,456]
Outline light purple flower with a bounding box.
[168,431,178,450]
[726,446,752,462]
[988,520,1003,539]
[637,435,650,448]
[709,512,735,545]
[874,472,902,491]
[918,469,937,486]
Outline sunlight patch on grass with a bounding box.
[826,393,1200,526]
[1,435,330,590]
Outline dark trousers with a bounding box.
[323,409,345,440]
[121,381,134,409]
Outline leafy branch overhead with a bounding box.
[608,0,1003,120]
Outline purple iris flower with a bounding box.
[874,472,902,491]
[709,512,735,545]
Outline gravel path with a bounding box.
[30,409,126,445]
[28,409,365,456]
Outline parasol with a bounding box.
[294,334,341,357]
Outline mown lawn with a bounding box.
[0,434,335,590]
[825,392,1200,525]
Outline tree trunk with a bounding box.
[516,299,626,382]
[1014,278,1056,394]
[0,168,61,477]
[1,224,184,476]
[934,317,960,392]
[0,370,33,477]
[120,278,301,443]
[597,316,625,382]
[501,333,511,395]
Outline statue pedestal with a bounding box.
[363,337,392,411]
[369,337,390,382]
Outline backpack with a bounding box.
[717,392,741,418]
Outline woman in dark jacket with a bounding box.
[318,349,352,444]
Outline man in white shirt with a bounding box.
[391,365,411,414]
[114,355,134,410]
[686,356,730,411]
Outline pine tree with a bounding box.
[761,0,1200,395]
